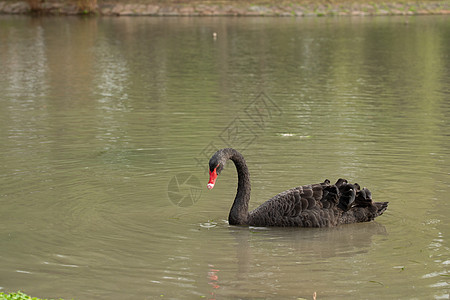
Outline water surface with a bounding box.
[0,15,449,299]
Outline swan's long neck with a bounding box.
[227,150,251,225]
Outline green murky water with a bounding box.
[0,15,449,299]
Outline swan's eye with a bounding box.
[209,163,220,173]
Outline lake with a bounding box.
[0,15,449,299]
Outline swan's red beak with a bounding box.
[207,168,218,190]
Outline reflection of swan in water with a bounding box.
[207,264,220,300]
[226,222,387,298]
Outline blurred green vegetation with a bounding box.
[0,291,63,300]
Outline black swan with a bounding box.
[207,148,388,227]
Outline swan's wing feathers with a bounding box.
[337,184,356,211]
[248,178,387,227]
[249,182,332,226]
[321,184,339,207]
[354,187,372,207]
[288,185,317,212]
[292,189,302,215]
[338,184,389,224]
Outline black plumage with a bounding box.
[208,148,388,228]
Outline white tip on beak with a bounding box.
[207,183,215,190]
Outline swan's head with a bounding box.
[207,152,225,190]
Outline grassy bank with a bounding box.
[0,291,63,300]
[0,0,448,15]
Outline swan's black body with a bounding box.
[208,148,388,227]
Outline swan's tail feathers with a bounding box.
[374,202,389,217]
